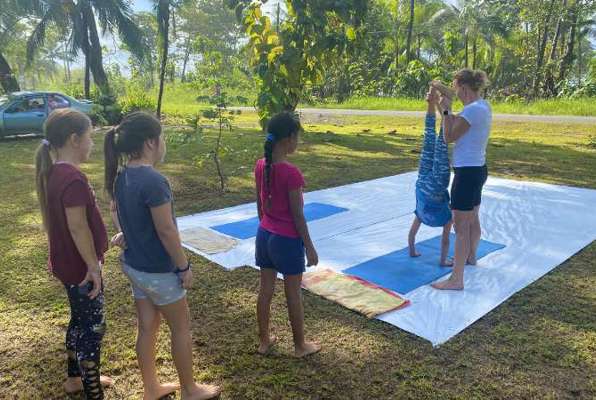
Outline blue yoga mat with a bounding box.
[210,202,349,240]
[344,234,505,294]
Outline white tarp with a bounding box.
[177,172,596,346]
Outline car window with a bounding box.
[27,96,46,111]
[6,97,46,113]
[48,94,70,110]
[5,100,28,113]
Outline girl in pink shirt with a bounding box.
[254,112,321,358]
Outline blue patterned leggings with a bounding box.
[416,114,450,196]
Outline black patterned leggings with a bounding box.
[65,283,106,400]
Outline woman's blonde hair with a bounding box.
[454,68,489,92]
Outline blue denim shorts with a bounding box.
[255,227,305,276]
[121,263,186,306]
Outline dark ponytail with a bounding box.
[104,127,120,199]
[263,112,302,207]
[35,109,91,231]
[103,111,162,199]
[35,142,53,231]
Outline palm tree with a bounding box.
[0,0,35,92]
[429,0,510,70]
[26,0,147,97]
[156,0,171,118]
[405,0,415,62]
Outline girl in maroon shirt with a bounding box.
[35,109,112,399]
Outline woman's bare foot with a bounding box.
[181,383,222,400]
[440,258,454,267]
[64,375,114,393]
[409,249,421,257]
[257,335,277,355]
[294,341,321,358]
[431,278,463,291]
[143,382,180,400]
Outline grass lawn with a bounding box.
[311,96,596,117]
[0,112,595,399]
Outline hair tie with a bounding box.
[41,139,50,147]
[266,133,275,142]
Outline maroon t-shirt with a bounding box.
[46,163,108,285]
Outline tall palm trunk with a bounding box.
[464,32,469,68]
[156,0,170,118]
[82,3,110,94]
[472,36,477,69]
[544,0,566,96]
[549,0,566,62]
[0,51,19,93]
[84,55,91,98]
[394,5,399,73]
[558,4,577,83]
[405,0,414,62]
[533,0,557,97]
[181,34,191,82]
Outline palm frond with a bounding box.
[89,0,149,63]
[26,0,70,67]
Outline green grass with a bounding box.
[0,114,595,399]
[311,96,596,116]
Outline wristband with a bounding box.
[176,261,191,273]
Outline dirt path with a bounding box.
[234,107,596,125]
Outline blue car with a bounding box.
[0,91,94,137]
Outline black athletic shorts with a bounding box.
[450,165,488,211]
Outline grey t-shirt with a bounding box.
[115,166,176,273]
[454,99,492,167]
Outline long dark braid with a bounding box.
[263,112,302,208]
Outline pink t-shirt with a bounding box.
[254,158,305,238]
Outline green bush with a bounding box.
[119,84,156,114]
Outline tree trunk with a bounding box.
[394,5,400,73]
[181,35,191,82]
[558,5,577,83]
[84,55,91,98]
[156,0,170,118]
[405,0,414,62]
[532,0,557,97]
[472,36,477,69]
[549,0,566,62]
[544,0,566,96]
[276,2,281,34]
[464,32,469,68]
[82,4,110,95]
[577,36,582,85]
[417,35,421,60]
[0,51,20,93]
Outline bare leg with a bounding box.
[408,216,422,257]
[283,274,321,358]
[257,268,278,355]
[432,210,472,290]
[159,297,221,400]
[439,220,454,266]
[467,206,481,265]
[135,299,179,400]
